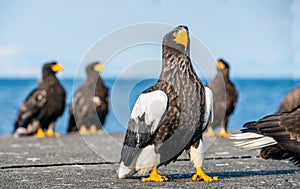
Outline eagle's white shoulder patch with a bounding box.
[131,90,168,133]
[204,87,214,125]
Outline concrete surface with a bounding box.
[0,133,299,188]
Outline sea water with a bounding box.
[0,78,299,136]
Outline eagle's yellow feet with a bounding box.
[192,167,218,182]
[218,127,231,138]
[78,125,103,135]
[46,127,61,138]
[142,168,169,182]
[34,128,47,138]
[204,127,215,138]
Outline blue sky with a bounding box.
[0,0,299,79]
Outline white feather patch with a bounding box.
[131,90,168,133]
[230,132,264,140]
[13,120,40,137]
[118,161,136,179]
[189,139,204,168]
[201,87,213,133]
[92,96,101,106]
[135,145,160,175]
[231,133,277,150]
[204,87,214,124]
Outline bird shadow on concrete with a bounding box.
[169,169,298,180]
[211,169,298,179]
[127,169,298,180]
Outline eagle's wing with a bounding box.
[14,88,47,132]
[278,107,300,147]
[232,85,238,110]
[244,108,300,150]
[67,90,88,131]
[72,91,88,115]
[119,90,168,178]
[231,107,300,166]
[189,87,214,169]
[231,114,285,150]
[232,106,300,151]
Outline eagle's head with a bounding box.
[163,25,190,56]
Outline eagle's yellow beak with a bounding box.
[52,63,64,72]
[93,63,105,72]
[217,61,225,70]
[174,30,188,49]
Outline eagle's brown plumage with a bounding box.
[13,62,66,137]
[206,59,238,138]
[239,106,300,166]
[262,83,300,165]
[278,84,300,113]
[67,62,109,134]
[119,26,215,182]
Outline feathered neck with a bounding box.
[86,72,106,91]
[160,45,196,83]
[216,69,230,82]
[87,71,99,83]
[41,71,59,86]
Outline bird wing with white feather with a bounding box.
[120,90,168,167]
[15,88,47,129]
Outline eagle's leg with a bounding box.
[218,117,231,138]
[204,126,215,138]
[46,122,60,138]
[34,128,47,138]
[189,140,218,182]
[142,168,168,182]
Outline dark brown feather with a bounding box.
[207,59,238,131]
[14,62,66,135]
[278,84,300,113]
[242,106,300,166]
[68,62,109,132]
[120,26,206,168]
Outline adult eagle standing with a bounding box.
[206,59,238,138]
[67,62,109,134]
[118,26,216,182]
[13,62,66,137]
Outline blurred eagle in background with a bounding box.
[13,62,66,137]
[67,62,109,134]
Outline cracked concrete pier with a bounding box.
[0,133,299,188]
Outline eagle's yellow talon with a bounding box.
[46,127,54,137]
[204,126,215,138]
[46,125,60,138]
[218,127,231,138]
[192,167,217,182]
[142,168,168,182]
[34,128,47,138]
